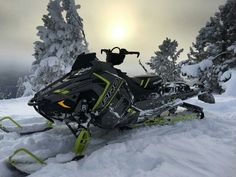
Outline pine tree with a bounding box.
[188,15,225,62]
[185,0,236,93]
[17,0,88,96]
[147,38,183,82]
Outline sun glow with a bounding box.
[111,25,126,41]
[103,3,137,44]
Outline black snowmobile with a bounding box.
[4,47,214,174]
[28,47,214,132]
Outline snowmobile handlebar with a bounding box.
[101,47,140,58]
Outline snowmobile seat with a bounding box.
[71,53,97,72]
[131,75,163,90]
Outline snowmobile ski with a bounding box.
[7,128,90,174]
[0,116,53,135]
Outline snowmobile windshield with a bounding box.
[71,53,97,72]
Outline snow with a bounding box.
[220,70,231,82]
[181,58,213,77]
[0,97,37,118]
[40,57,59,68]
[228,44,236,54]
[223,69,236,96]
[1,79,236,176]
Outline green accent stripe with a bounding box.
[170,113,198,124]
[0,116,22,129]
[101,80,123,112]
[144,78,150,88]
[53,89,70,95]
[140,80,144,86]
[8,148,46,165]
[92,73,111,112]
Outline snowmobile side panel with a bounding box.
[134,89,200,110]
[92,73,111,111]
[90,72,137,129]
[101,79,124,112]
[132,75,163,90]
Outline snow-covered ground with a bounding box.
[0,72,236,177]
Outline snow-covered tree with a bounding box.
[188,15,225,62]
[17,0,88,96]
[184,0,236,93]
[147,38,183,82]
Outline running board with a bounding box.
[127,102,204,129]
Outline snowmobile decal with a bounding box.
[140,79,144,86]
[140,78,150,88]
[53,89,70,95]
[92,73,111,111]
[101,79,124,112]
[57,100,71,109]
[74,67,92,76]
[144,78,150,88]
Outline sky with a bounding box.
[0,0,226,75]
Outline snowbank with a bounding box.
[223,69,236,97]
[181,58,213,77]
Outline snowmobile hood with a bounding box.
[28,53,100,105]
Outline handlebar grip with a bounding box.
[101,49,110,54]
[127,51,140,58]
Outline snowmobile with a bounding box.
[3,47,215,174]
[27,47,214,130]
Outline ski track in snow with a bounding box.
[0,95,236,177]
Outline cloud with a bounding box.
[0,0,227,75]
